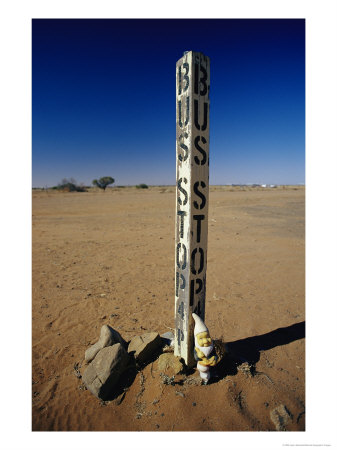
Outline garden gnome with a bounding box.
[192,313,218,384]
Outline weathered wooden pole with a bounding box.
[174,51,210,367]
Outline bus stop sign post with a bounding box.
[174,51,210,367]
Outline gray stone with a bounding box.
[128,332,162,363]
[157,353,183,376]
[82,344,129,400]
[85,324,127,362]
[270,404,292,431]
[161,331,174,347]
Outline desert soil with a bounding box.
[32,186,305,431]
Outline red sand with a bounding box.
[32,186,305,431]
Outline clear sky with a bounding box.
[32,19,305,187]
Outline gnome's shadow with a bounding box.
[211,321,305,382]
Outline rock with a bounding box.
[161,331,174,347]
[128,332,162,364]
[157,353,183,376]
[82,344,129,400]
[238,361,253,378]
[175,391,185,398]
[85,325,127,362]
[270,404,292,431]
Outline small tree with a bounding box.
[92,176,115,191]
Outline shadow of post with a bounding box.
[212,321,305,381]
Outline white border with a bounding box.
[1,1,337,449]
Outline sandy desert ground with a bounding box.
[32,186,305,431]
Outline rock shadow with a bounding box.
[102,340,169,401]
[211,321,305,382]
[99,361,138,402]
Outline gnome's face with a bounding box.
[196,331,212,347]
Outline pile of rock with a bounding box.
[82,325,175,400]
[270,404,293,431]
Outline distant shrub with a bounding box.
[56,178,87,192]
[136,184,149,189]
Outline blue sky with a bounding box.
[32,19,305,187]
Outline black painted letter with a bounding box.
[194,136,207,165]
[177,177,188,206]
[191,247,204,275]
[193,181,206,210]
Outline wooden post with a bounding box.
[174,51,210,367]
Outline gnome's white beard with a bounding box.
[195,341,214,358]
